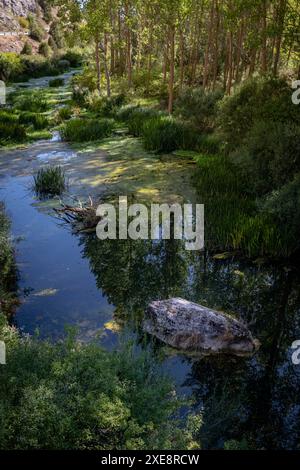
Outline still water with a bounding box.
[0,157,299,450]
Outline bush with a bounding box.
[33,166,66,197]
[0,316,200,450]
[142,116,198,153]
[61,118,114,142]
[13,91,49,113]
[218,77,300,151]
[0,53,23,81]
[21,41,32,55]
[0,122,26,144]
[55,106,73,124]
[28,14,46,42]
[49,21,64,49]
[18,17,29,30]
[126,107,159,137]
[0,111,19,124]
[89,94,127,117]
[59,50,83,68]
[49,78,64,87]
[0,205,17,317]
[48,36,57,51]
[175,87,223,131]
[18,112,49,130]
[116,104,140,122]
[39,42,50,58]
[261,174,300,256]
[233,121,300,195]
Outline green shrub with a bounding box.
[89,94,127,117]
[28,14,46,42]
[48,36,57,51]
[175,87,223,131]
[49,78,64,87]
[0,205,17,317]
[59,50,83,67]
[0,111,19,124]
[0,316,200,450]
[49,21,64,49]
[61,118,114,142]
[261,174,300,256]
[13,91,49,113]
[0,53,23,81]
[21,41,32,55]
[233,121,300,195]
[218,77,300,151]
[18,112,49,130]
[38,42,50,58]
[142,116,198,153]
[33,166,66,197]
[116,104,140,122]
[127,107,159,137]
[0,122,26,144]
[55,106,73,123]
[18,17,29,30]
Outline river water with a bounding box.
[0,74,300,449]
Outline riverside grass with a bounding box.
[33,167,66,197]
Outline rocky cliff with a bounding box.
[0,0,38,18]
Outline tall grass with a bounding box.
[33,167,66,197]
[18,112,49,130]
[0,122,26,145]
[61,118,114,142]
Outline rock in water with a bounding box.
[143,298,259,356]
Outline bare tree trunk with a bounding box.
[273,0,287,76]
[103,34,111,97]
[168,25,175,114]
[261,0,268,73]
[95,35,101,94]
[179,29,184,89]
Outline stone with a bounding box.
[143,298,259,356]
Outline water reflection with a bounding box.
[80,234,300,449]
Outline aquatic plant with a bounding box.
[0,122,27,145]
[49,78,65,88]
[61,118,114,142]
[33,166,66,197]
[18,112,49,130]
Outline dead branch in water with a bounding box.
[54,197,99,233]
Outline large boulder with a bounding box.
[143,298,259,356]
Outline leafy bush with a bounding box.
[0,205,17,317]
[0,122,26,145]
[28,14,46,42]
[142,116,198,153]
[49,78,64,87]
[18,112,49,130]
[18,17,29,29]
[175,87,223,131]
[219,77,300,151]
[126,107,159,137]
[89,94,127,117]
[233,121,300,195]
[13,91,49,113]
[61,118,114,142]
[116,104,140,122]
[55,106,73,123]
[21,41,32,56]
[49,21,64,49]
[33,166,66,197]
[0,317,200,450]
[261,174,300,256]
[59,50,83,68]
[38,42,50,58]
[0,53,23,81]
[0,111,18,124]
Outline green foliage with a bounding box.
[33,166,66,197]
[18,17,29,30]
[89,94,127,117]
[59,50,83,68]
[0,111,19,124]
[49,78,64,87]
[18,112,49,130]
[0,320,200,450]
[233,121,300,195]
[224,439,249,450]
[0,204,17,317]
[218,77,300,151]
[126,107,159,137]
[28,14,46,42]
[175,87,223,131]
[38,42,50,58]
[0,122,26,145]
[13,91,49,113]
[21,41,33,56]
[61,118,114,142]
[261,174,300,256]
[49,21,64,49]
[0,53,23,81]
[116,104,140,122]
[142,116,197,153]
[48,36,57,51]
[55,106,73,123]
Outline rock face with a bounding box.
[143,298,259,356]
[0,0,37,18]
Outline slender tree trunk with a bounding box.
[261,0,268,73]
[95,35,101,94]
[179,29,184,89]
[273,0,287,76]
[103,34,111,97]
[168,25,175,114]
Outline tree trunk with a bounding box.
[168,25,175,114]
[95,35,101,94]
[273,0,287,76]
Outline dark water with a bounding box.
[0,173,300,449]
